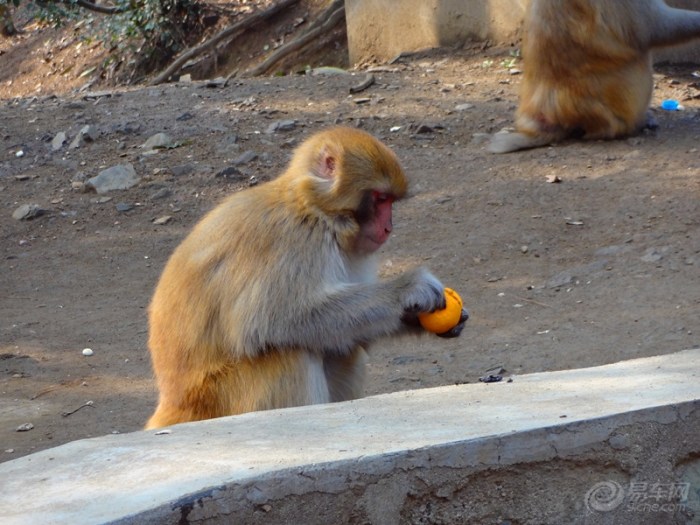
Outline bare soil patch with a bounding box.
[1,23,699,461]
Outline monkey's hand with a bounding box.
[399,268,446,315]
[399,268,447,332]
[435,308,469,338]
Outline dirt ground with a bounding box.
[1,21,700,462]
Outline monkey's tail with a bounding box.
[488,130,561,154]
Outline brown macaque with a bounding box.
[145,126,468,429]
[489,0,700,153]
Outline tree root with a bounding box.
[244,0,344,77]
[150,0,302,85]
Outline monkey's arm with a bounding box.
[247,268,446,354]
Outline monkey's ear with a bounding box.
[314,146,338,180]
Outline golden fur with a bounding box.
[490,0,700,153]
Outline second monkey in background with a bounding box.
[490,0,700,153]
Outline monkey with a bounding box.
[145,126,468,429]
[489,0,700,153]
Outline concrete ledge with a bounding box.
[345,0,700,65]
[1,349,699,524]
[345,0,528,64]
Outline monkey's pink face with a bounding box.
[356,191,395,254]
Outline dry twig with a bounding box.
[62,400,94,417]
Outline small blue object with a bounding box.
[661,99,680,111]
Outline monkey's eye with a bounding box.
[373,191,393,204]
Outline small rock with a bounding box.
[485,365,506,376]
[547,271,576,289]
[595,245,629,257]
[219,134,239,146]
[546,260,608,288]
[82,348,94,356]
[112,121,141,135]
[153,215,172,225]
[81,125,97,141]
[68,125,96,149]
[115,202,134,212]
[309,66,348,76]
[51,131,68,151]
[83,90,113,100]
[170,164,195,177]
[86,164,140,194]
[641,247,670,263]
[12,204,45,220]
[233,150,258,165]
[150,188,172,201]
[69,135,86,150]
[16,423,34,432]
[455,103,474,111]
[216,166,245,179]
[142,133,175,150]
[176,112,194,122]
[265,120,297,134]
[205,77,227,88]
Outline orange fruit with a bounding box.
[418,288,463,333]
